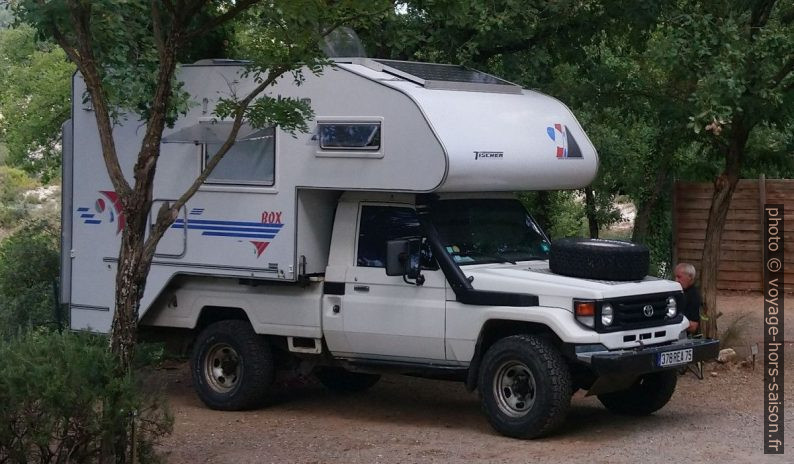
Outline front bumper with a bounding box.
[576,338,721,376]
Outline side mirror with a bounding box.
[386,238,425,285]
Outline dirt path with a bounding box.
[157,293,793,464]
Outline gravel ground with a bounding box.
[156,292,793,464]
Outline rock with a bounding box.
[710,371,718,377]
[717,348,737,363]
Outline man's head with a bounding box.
[674,263,696,289]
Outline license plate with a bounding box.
[657,348,693,367]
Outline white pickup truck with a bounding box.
[61,58,719,438]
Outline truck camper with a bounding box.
[61,57,718,438]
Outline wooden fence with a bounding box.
[674,178,794,292]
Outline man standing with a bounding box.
[674,263,701,335]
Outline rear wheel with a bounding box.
[479,335,571,438]
[597,371,677,415]
[191,320,274,410]
[314,367,380,393]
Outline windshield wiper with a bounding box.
[481,254,517,265]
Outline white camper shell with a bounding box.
[61,58,718,439]
[62,58,598,331]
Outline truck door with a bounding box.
[340,204,446,361]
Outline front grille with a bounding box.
[596,292,683,332]
[614,298,668,326]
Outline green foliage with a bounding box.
[215,96,314,136]
[520,191,587,239]
[0,165,39,227]
[0,216,59,337]
[0,25,73,181]
[646,200,673,278]
[0,165,37,202]
[0,330,172,463]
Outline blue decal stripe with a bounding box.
[77,207,90,212]
[172,224,282,233]
[173,219,284,228]
[85,220,102,224]
[80,213,95,218]
[201,231,277,239]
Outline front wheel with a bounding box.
[191,320,274,410]
[478,335,571,439]
[597,371,677,415]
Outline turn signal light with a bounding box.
[574,301,596,317]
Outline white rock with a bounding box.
[717,348,737,363]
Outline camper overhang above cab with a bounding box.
[332,58,599,193]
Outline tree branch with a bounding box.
[151,0,166,58]
[772,57,794,87]
[50,2,133,199]
[749,0,777,37]
[183,0,259,40]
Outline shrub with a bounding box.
[0,165,39,228]
[0,217,59,337]
[0,330,172,463]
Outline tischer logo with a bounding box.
[474,151,504,160]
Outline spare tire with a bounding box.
[549,238,649,281]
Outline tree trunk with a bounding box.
[632,168,669,244]
[699,126,747,339]
[584,187,599,239]
[109,208,155,372]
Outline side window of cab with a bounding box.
[356,205,435,269]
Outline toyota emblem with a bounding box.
[643,304,654,317]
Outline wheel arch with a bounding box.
[195,305,252,331]
[465,319,563,392]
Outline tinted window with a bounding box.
[319,123,380,150]
[357,206,422,267]
[206,129,275,185]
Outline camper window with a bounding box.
[319,122,380,150]
[204,130,275,185]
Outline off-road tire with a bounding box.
[479,335,571,439]
[549,237,649,281]
[597,371,677,415]
[191,320,274,410]
[314,367,380,393]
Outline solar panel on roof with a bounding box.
[373,59,514,86]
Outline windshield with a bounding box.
[430,199,550,265]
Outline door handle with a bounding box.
[353,285,370,292]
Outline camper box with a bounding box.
[61,58,598,332]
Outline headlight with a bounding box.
[666,295,677,318]
[601,303,614,326]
